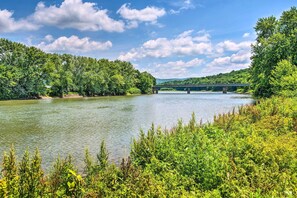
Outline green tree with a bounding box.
[270,60,297,96]
[137,71,156,94]
[0,38,156,100]
[251,7,297,97]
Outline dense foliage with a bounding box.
[251,7,297,97]
[0,39,155,100]
[0,96,296,197]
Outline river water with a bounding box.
[0,92,253,169]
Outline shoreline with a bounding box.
[0,91,252,102]
[0,93,146,102]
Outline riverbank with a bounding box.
[0,96,296,197]
[0,92,149,101]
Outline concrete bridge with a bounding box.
[152,83,250,94]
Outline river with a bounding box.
[0,92,253,170]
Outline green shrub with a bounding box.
[127,87,141,95]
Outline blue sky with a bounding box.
[0,0,296,78]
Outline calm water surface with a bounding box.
[0,92,253,169]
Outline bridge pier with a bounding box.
[152,88,158,94]
[187,88,190,94]
[223,87,227,94]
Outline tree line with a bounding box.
[0,39,155,100]
[251,7,297,97]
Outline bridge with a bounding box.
[152,83,250,94]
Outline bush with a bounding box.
[126,87,141,95]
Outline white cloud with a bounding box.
[209,56,232,67]
[169,9,180,15]
[118,4,166,22]
[0,9,38,33]
[44,34,54,42]
[243,32,250,38]
[147,58,203,78]
[1,1,167,33]
[230,50,251,63]
[117,4,166,28]
[118,30,212,61]
[126,20,139,29]
[169,0,196,14]
[106,26,252,77]
[36,35,112,53]
[149,66,191,78]
[215,40,252,54]
[121,30,253,78]
[156,58,204,68]
[32,0,125,32]
[202,50,251,76]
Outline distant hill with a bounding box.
[161,68,250,85]
[156,78,188,85]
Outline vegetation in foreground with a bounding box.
[0,96,296,197]
[0,39,155,100]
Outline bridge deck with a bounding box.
[153,83,250,88]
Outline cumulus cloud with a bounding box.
[156,58,204,68]
[118,30,212,61]
[118,29,254,77]
[0,9,38,33]
[202,50,251,76]
[32,0,125,32]
[230,50,251,63]
[36,35,112,53]
[150,58,203,78]
[117,4,166,28]
[0,1,168,32]
[149,66,191,78]
[215,40,252,54]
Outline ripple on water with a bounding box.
[0,93,254,170]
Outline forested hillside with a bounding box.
[0,39,155,100]
[162,68,250,85]
[156,78,187,85]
